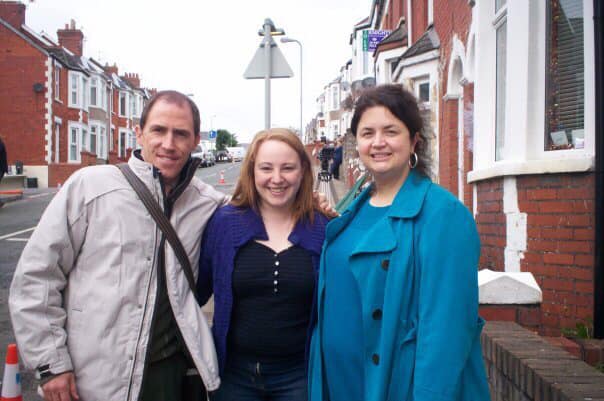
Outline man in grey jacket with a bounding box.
[9,91,228,401]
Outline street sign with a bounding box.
[362,30,391,52]
[209,130,217,139]
[243,40,293,79]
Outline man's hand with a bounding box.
[313,191,339,218]
[41,372,79,401]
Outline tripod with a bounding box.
[314,169,339,206]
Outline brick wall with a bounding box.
[482,321,604,401]
[518,173,595,336]
[48,151,97,187]
[439,98,459,196]
[0,23,48,165]
[462,83,474,207]
[411,0,428,42]
[476,178,506,272]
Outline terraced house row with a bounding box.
[312,0,603,346]
[0,1,153,188]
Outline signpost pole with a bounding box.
[263,21,272,129]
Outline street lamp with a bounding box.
[281,37,303,140]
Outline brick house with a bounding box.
[322,0,601,338]
[0,1,149,188]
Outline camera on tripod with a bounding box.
[318,136,335,173]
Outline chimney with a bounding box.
[104,63,118,76]
[122,72,140,88]
[57,19,83,56]
[0,1,26,29]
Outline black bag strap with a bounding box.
[116,163,199,303]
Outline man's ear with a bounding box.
[135,125,143,146]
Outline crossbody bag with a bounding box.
[116,163,206,401]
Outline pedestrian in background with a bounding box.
[308,84,490,401]
[9,91,228,401]
[0,135,7,208]
[198,128,328,401]
[329,137,343,180]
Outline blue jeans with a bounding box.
[210,354,308,401]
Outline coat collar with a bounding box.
[230,206,325,256]
[324,171,432,250]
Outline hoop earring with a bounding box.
[409,152,418,169]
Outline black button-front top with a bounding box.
[229,241,314,361]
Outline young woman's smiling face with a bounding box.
[254,139,303,212]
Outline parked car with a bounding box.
[192,148,215,167]
[202,151,216,167]
[216,150,232,162]
[226,146,245,162]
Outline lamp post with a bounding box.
[281,37,303,140]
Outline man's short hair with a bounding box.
[139,90,201,135]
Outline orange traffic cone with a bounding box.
[218,170,226,185]
[1,344,22,401]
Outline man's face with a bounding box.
[135,99,199,188]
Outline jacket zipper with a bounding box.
[126,175,164,401]
[128,160,201,400]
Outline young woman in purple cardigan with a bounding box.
[198,128,328,401]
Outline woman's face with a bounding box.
[356,106,417,182]
[254,139,303,212]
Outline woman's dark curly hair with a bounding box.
[350,84,432,177]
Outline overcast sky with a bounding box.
[23,0,370,142]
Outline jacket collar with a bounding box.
[324,171,432,247]
[231,207,324,256]
[128,149,201,200]
[386,170,432,219]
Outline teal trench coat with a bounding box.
[309,171,490,401]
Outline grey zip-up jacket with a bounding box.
[9,154,227,401]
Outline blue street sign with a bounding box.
[362,30,391,52]
[209,130,217,139]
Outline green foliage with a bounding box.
[561,318,593,339]
[216,129,238,151]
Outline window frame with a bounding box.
[119,91,129,117]
[54,64,61,101]
[68,123,81,163]
[468,0,595,183]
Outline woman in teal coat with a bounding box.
[308,84,490,401]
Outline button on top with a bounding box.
[381,259,390,270]
[275,261,280,266]
[372,353,380,365]
[372,309,383,320]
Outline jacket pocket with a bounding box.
[387,319,417,401]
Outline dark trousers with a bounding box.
[140,352,207,401]
[210,354,307,401]
[329,161,341,180]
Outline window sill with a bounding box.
[467,156,595,183]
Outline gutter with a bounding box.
[594,0,604,338]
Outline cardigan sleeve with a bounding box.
[413,199,481,400]
[197,210,219,305]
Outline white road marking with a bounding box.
[27,192,56,199]
[5,238,29,242]
[0,227,35,241]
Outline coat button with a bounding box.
[372,353,380,365]
[372,308,382,320]
[381,259,390,270]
